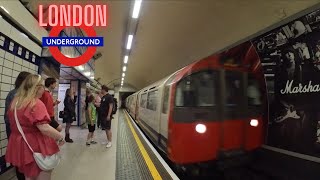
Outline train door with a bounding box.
[159,85,170,151]
[135,93,140,120]
[219,70,247,151]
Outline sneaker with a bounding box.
[90,140,97,144]
[86,142,90,146]
[106,142,112,148]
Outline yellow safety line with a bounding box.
[123,110,163,180]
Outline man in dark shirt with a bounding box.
[4,71,30,180]
[99,85,114,148]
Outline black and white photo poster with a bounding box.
[252,9,320,156]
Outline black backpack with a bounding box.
[112,98,118,114]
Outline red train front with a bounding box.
[167,42,266,165]
[126,42,267,170]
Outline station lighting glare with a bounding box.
[84,72,91,76]
[122,77,124,81]
[126,35,133,50]
[122,73,125,77]
[90,76,94,79]
[21,33,29,39]
[123,66,127,72]
[78,65,84,71]
[0,6,9,14]
[124,56,128,64]
[132,0,142,18]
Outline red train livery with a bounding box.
[126,42,267,168]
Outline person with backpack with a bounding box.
[111,95,118,118]
[99,85,114,148]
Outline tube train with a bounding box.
[125,42,267,169]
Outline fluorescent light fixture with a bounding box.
[84,72,91,76]
[122,73,125,77]
[126,35,133,50]
[124,56,128,64]
[123,66,127,72]
[78,65,84,71]
[0,6,9,14]
[132,0,142,18]
[122,77,124,81]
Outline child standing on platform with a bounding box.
[86,95,98,146]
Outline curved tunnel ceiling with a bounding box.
[95,0,319,90]
[19,0,320,90]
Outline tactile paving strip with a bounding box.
[116,111,152,180]
[116,110,174,180]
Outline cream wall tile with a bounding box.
[1,75,11,84]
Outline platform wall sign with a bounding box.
[252,8,320,157]
[39,4,108,66]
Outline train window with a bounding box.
[140,93,147,108]
[175,70,217,107]
[162,86,170,113]
[147,90,158,111]
[225,71,243,107]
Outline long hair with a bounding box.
[11,74,44,110]
[15,71,31,89]
[65,88,70,97]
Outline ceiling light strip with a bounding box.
[132,0,142,18]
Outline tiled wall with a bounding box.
[0,31,40,172]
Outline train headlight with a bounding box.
[250,119,259,127]
[195,124,206,134]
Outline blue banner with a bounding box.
[42,37,104,46]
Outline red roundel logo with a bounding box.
[48,25,97,67]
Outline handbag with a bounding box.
[14,102,61,171]
[59,111,66,119]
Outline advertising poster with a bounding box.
[252,9,320,156]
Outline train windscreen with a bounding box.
[173,70,263,122]
[175,70,218,108]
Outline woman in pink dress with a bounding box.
[5,74,65,180]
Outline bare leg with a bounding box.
[106,130,112,142]
[65,123,73,143]
[87,132,92,142]
[65,123,71,134]
[91,132,94,139]
[35,171,52,180]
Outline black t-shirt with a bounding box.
[99,94,114,116]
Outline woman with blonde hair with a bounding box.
[5,74,65,180]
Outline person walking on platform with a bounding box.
[40,77,62,132]
[99,85,114,148]
[4,71,30,180]
[63,88,77,143]
[86,95,98,146]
